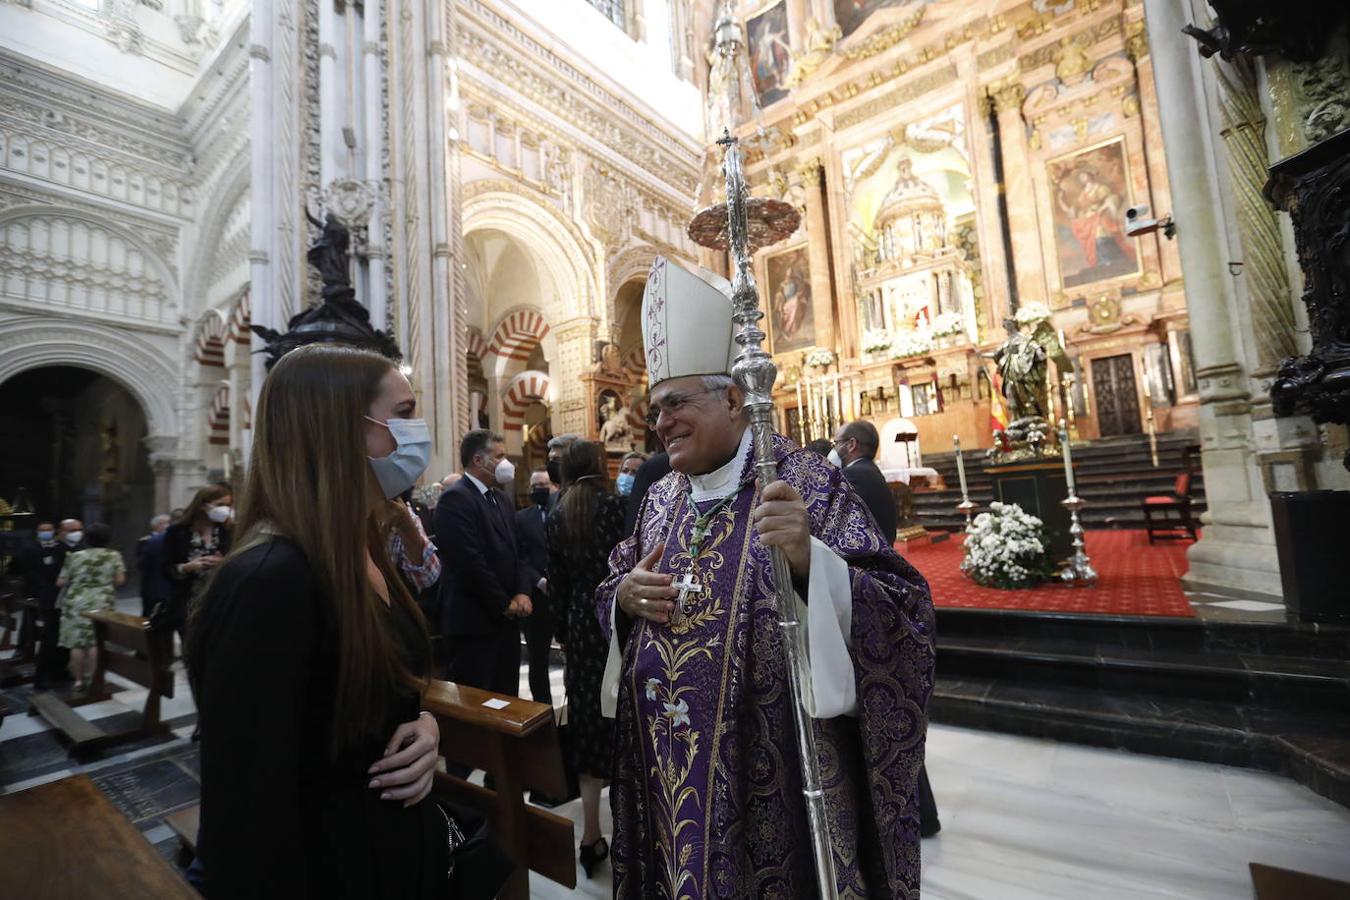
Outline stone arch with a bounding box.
[184,153,250,316]
[488,307,551,369]
[193,308,230,368]
[0,316,178,440]
[501,370,553,433]
[462,182,601,323]
[207,381,231,445]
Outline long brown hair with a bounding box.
[558,440,609,538]
[177,482,232,528]
[197,344,426,755]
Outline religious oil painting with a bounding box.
[1047,138,1141,289]
[834,0,925,38]
[766,246,814,354]
[746,2,792,108]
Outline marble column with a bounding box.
[796,156,837,355]
[989,78,1048,306]
[1142,0,1282,599]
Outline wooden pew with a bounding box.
[28,610,175,756]
[0,774,197,898]
[424,680,577,899]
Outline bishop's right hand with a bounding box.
[617,543,676,624]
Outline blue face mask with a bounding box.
[616,472,636,496]
[366,417,433,499]
[37,530,55,542]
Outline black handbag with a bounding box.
[435,800,514,900]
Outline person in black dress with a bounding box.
[162,483,234,647]
[546,439,624,877]
[188,344,507,899]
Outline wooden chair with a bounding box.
[28,610,175,757]
[1142,471,1198,542]
[424,680,577,899]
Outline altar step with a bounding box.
[930,608,1350,809]
[914,431,1206,531]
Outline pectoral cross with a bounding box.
[671,571,700,629]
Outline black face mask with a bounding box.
[546,459,562,486]
[530,487,551,508]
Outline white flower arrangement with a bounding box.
[1014,302,1052,326]
[861,329,893,354]
[891,331,935,359]
[804,347,836,368]
[960,501,1054,589]
[931,311,966,338]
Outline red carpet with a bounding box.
[901,530,1195,617]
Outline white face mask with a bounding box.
[65,531,84,545]
[367,417,433,499]
[826,448,843,469]
[494,457,516,485]
[207,505,233,524]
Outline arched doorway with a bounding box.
[0,366,155,567]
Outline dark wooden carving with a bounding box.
[251,211,401,370]
[1181,2,1345,63]
[1265,128,1350,469]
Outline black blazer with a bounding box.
[843,457,898,546]
[191,538,446,899]
[162,521,233,608]
[434,477,532,637]
[514,502,549,601]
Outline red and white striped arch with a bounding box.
[194,311,229,368]
[207,382,230,446]
[466,326,488,361]
[229,290,251,346]
[501,370,551,433]
[487,309,550,366]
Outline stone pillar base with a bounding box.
[1182,522,1284,601]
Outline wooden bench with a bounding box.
[29,610,175,756]
[0,774,197,898]
[424,680,577,899]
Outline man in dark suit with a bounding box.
[831,421,897,545]
[832,419,940,836]
[435,429,532,697]
[623,450,671,537]
[515,468,554,705]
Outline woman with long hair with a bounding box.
[160,482,233,643]
[188,344,503,898]
[545,440,624,877]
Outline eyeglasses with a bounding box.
[646,387,723,428]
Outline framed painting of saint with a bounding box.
[766,246,814,353]
[747,2,792,107]
[1046,138,1141,289]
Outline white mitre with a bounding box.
[641,256,738,387]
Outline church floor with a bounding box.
[3,599,1348,898]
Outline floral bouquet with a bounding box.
[861,329,893,354]
[932,311,966,338]
[804,347,836,368]
[960,501,1055,589]
[892,331,935,359]
[1014,302,1052,326]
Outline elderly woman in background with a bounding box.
[56,522,125,696]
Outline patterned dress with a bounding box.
[57,548,125,649]
[546,490,626,777]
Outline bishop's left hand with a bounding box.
[753,480,811,579]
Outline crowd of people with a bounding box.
[11,258,936,900]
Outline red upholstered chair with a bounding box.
[1142,471,1197,543]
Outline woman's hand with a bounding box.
[388,501,426,560]
[368,712,440,807]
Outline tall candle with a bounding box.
[1059,419,1075,493]
[953,434,968,498]
[834,375,844,430]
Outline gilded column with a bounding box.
[796,157,837,354]
[988,78,1048,305]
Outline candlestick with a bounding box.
[1058,418,1075,493]
[834,375,844,431]
[795,379,805,444]
[953,434,969,498]
[1058,419,1097,587]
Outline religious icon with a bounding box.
[1047,139,1141,288]
[765,246,814,353]
[746,2,792,107]
[833,0,919,39]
